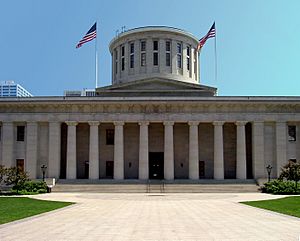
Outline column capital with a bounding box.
[276,121,286,125]
[138,121,149,126]
[235,121,248,126]
[188,121,200,126]
[114,121,124,126]
[163,121,174,126]
[88,121,100,126]
[2,121,13,125]
[65,121,78,126]
[213,121,225,126]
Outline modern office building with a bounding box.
[0,80,33,97]
[64,89,96,97]
[0,26,299,181]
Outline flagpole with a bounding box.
[214,22,218,85]
[95,22,98,89]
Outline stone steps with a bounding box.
[52,182,259,193]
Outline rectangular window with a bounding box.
[166,40,171,67]
[166,41,171,52]
[115,50,118,74]
[106,129,114,145]
[288,125,296,141]
[177,43,182,68]
[187,46,190,71]
[153,40,158,51]
[141,53,146,66]
[17,126,25,141]
[141,41,146,52]
[121,45,125,71]
[130,54,134,68]
[166,53,171,66]
[130,43,134,68]
[130,43,134,54]
[140,40,146,67]
[153,52,158,66]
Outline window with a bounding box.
[166,41,171,67]
[187,46,190,71]
[130,43,134,68]
[17,126,25,141]
[106,129,114,145]
[121,45,125,71]
[140,40,146,66]
[177,43,182,68]
[153,40,158,66]
[115,50,118,74]
[288,125,296,141]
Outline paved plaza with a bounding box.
[0,193,299,241]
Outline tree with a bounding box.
[279,161,300,189]
[4,167,29,194]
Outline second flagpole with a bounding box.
[95,22,98,89]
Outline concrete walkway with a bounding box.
[0,193,299,241]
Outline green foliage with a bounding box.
[279,161,300,188]
[261,179,300,194]
[5,167,29,193]
[12,181,48,195]
[0,165,6,185]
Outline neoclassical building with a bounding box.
[0,26,299,181]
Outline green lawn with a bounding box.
[241,196,300,218]
[0,197,74,224]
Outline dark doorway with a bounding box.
[106,161,114,178]
[199,161,205,178]
[149,152,164,179]
[84,161,89,179]
[16,159,24,172]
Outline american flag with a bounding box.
[76,23,97,49]
[197,22,216,51]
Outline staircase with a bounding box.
[52,179,259,193]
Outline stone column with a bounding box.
[2,122,14,167]
[25,122,38,179]
[276,121,287,177]
[139,121,149,180]
[114,121,124,180]
[188,121,199,180]
[213,121,224,180]
[236,121,247,179]
[171,40,177,74]
[48,122,61,179]
[89,121,100,179]
[252,121,265,178]
[66,121,77,179]
[164,121,174,180]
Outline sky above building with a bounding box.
[0,0,299,96]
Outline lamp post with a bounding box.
[41,164,47,182]
[266,165,272,182]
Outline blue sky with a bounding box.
[0,0,299,96]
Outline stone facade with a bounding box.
[0,26,299,181]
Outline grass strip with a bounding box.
[0,197,74,224]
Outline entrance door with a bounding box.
[106,161,114,178]
[149,152,164,179]
[16,159,25,172]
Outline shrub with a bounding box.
[262,180,300,194]
[18,181,48,194]
[5,167,29,194]
[279,161,300,188]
